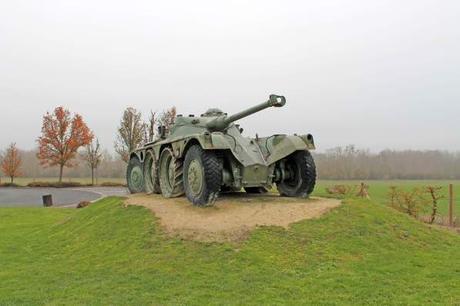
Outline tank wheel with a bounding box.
[277,150,316,197]
[244,187,268,194]
[159,147,184,197]
[183,145,222,206]
[144,151,161,194]
[127,156,145,194]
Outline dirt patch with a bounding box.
[125,193,341,242]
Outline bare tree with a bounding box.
[144,107,176,141]
[81,139,103,185]
[115,107,146,163]
[19,148,126,179]
[147,111,156,142]
[425,186,443,224]
[157,106,177,135]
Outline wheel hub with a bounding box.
[167,158,175,187]
[150,162,156,181]
[130,166,143,190]
[187,159,203,195]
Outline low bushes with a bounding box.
[387,185,458,227]
[25,181,126,188]
[326,183,369,198]
[76,201,91,208]
[0,183,20,187]
[27,181,86,188]
[99,181,126,187]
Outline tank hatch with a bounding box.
[202,108,224,117]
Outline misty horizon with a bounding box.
[1,0,459,153]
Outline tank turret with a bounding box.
[206,94,286,131]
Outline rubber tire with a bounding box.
[183,145,222,206]
[277,150,316,197]
[159,147,184,198]
[127,157,145,194]
[244,187,268,194]
[144,151,161,194]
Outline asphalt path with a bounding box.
[0,187,128,207]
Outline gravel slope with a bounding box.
[126,193,341,242]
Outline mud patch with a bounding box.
[125,193,341,242]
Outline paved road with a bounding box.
[0,187,128,207]
[72,187,129,198]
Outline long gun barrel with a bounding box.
[206,94,286,131]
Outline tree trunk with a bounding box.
[10,176,13,184]
[59,165,64,183]
[91,167,95,186]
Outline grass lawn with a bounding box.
[1,197,459,305]
[314,180,460,218]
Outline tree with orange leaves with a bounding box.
[1,143,22,184]
[37,106,93,183]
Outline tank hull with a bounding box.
[127,94,317,205]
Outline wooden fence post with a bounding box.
[448,184,454,227]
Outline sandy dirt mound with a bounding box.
[125,193,341,242]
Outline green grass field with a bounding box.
[1,196,459,305]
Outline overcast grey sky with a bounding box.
[1,0,459,153]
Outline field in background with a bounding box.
[314,180,460,218]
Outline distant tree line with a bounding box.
[314,145,460,180]
[1,103,459,182]
[17,148,125,180]
[4,144,459,181]
[0,105,177,183]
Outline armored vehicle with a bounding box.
[127,94,316,206]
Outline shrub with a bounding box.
[326,185,356,195]
[76,201,91,208]
[0,183,20,187]
[326,183,370,198]
[99,181,126,187]
[387,186,443,224]
[27,181,86,188]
